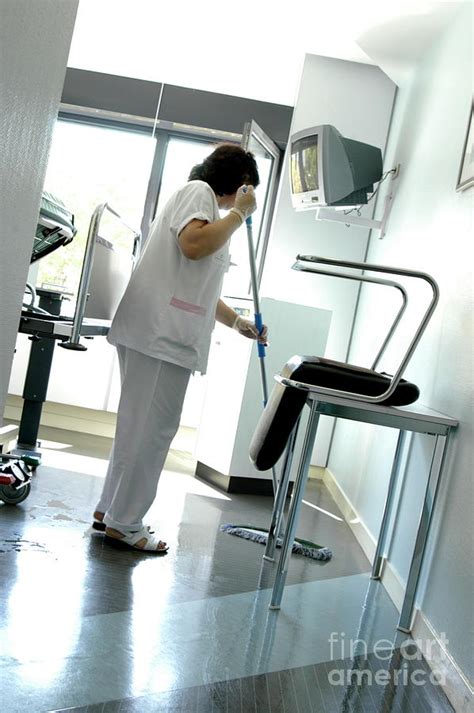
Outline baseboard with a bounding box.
[4,394,117,438]
[3,395,197,453]
[196,461,291,495]
[308,465,325,480]
[411,609,474,713]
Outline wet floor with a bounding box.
[0,426,454,712]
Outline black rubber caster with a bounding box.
[0,482,31,505]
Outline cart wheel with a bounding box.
[0,482,31,505]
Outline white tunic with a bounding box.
[107,180,229,374]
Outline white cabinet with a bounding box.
[195,297,331,490]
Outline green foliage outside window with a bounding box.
[35,120,155,298]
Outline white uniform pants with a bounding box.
[96,345,191,532]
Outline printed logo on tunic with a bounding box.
[170,297,207,316]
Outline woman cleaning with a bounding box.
[93,143,267,552]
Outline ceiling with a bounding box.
[67,0,466,106]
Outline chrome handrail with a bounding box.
[60,203,141,350]
[292,263,408,371]
[291,255,439,404]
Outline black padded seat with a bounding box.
[249,357,419,472]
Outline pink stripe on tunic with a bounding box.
[170,297,207,316]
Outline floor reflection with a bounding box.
[0,426,455,712]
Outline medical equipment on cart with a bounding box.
[1,192,77,504]
[33,192,77,260]
[5,194,140,504]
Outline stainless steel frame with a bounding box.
[60,203,141,350]
[293,266,408,371]
[60,103,242,143]
[293,255,439,403]
[264,256,457,632]
[241,120,283,289]
[263,418,301,562]
[268,390,458,633]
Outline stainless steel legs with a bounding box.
[371,430,452,632]
[269,402,320,609]
[397,433,451,632]
[263,419,300,562]
[265,397,454,634]
[371,430,408,580]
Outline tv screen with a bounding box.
[290,136,319,194]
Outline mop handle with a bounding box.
[246,216,266,358]
[242,188,266,358]
[243,188,277,494]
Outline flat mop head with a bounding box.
[220,524,332,561]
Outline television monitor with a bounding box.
[290,125,383,210]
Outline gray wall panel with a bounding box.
[160,84,293,147]
[62,68,162,119]
[61,69,293,146]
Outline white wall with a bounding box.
[261,55,396,464]
[328,3,473,682]
[0,0,79,424]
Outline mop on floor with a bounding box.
[220,202,332,562]
[220,523,332,561]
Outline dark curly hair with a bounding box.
[188,143,260,195]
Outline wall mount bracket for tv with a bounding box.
[314,163,400,239]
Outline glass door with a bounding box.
[155,136,216,220]
[240,120,282,288]
[140,134,216,244]
[141,125,282,300]
[220,120,281,298]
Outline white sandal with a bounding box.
[92,512,154,535]
[105,526,168,554]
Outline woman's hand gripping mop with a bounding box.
[221,192,331,561]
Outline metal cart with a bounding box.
[4,194,140,503]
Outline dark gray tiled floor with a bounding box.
[0,426,455,712]
[0,447,371,615]
[51,649,454,712]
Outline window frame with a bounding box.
[55,104,282,298]
[59,103,242,244]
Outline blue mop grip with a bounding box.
[254,312,266,358]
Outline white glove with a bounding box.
[232,315,268,343]
[233,185,257,219]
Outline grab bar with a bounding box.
[292,255,439,404]
[60,203,141,351]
